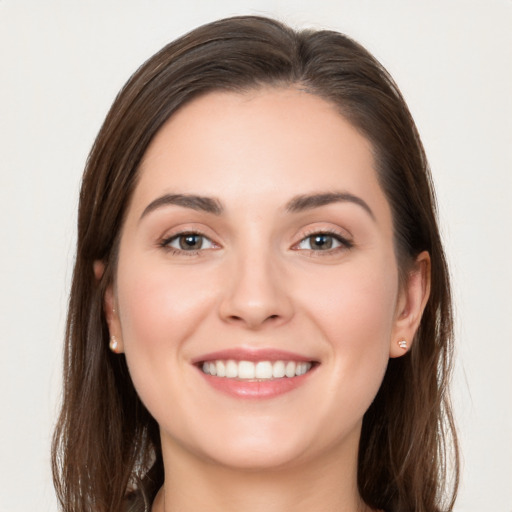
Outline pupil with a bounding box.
[180,234,201,250]
[312,235,332,250]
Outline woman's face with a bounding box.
[106,88,420,471]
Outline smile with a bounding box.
[201,360,313,380]
[194,349,318,399]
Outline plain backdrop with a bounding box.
[1,1,511,511]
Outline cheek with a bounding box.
[297,256,398,397]
[116,253,215,348]
[114,253,218,400]
[300,255,398,340]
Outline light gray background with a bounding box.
[1,1,511,511]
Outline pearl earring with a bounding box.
[398,339,407,350]
[109,335,120,353]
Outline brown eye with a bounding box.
[179,234,204,250]
[164,233,215,251]
[309,234,334,250]
[296,233,351,252]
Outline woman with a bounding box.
[52,15,459,512]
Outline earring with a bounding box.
[109,335,120,353]
[398,339,408,350]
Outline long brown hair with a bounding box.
[52,15,459,512]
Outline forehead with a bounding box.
[131,87,389,220]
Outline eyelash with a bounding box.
[159,231,215,256]
[293,229,353,256]
[159,229,353,256]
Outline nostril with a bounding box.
[227,313,280,326]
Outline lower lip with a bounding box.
[197,367,316,399]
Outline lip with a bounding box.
[191,347,316,364]
[192,347,319,400]
[198,369,316,399]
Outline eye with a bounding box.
[163,232,215,251]
[296,232,351,251]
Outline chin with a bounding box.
[200,440,310,472]
[164,417,315,472]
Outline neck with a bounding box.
[153,431,372,512]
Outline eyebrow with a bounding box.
[140,191,375,221]
[140,194,223,220]
[285,192,375,220]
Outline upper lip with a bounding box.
[191,347,318,364]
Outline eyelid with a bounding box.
[291,227,354,252]
[158,228,220,254]
[166,233,215,250]
[297,235,342,250]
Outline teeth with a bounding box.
[272,360,286,378]
[216,360,226,377]
[296,362,307,376]
[201,360,313,380]
[226,360,238,378]
[285,361,296,378]
[238,361,255,379]
[255,361,273,379]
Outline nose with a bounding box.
[218,250,294,330]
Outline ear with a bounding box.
[389,251,431,358]
[93,260,124,353]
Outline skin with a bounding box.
[99,88,430,512]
